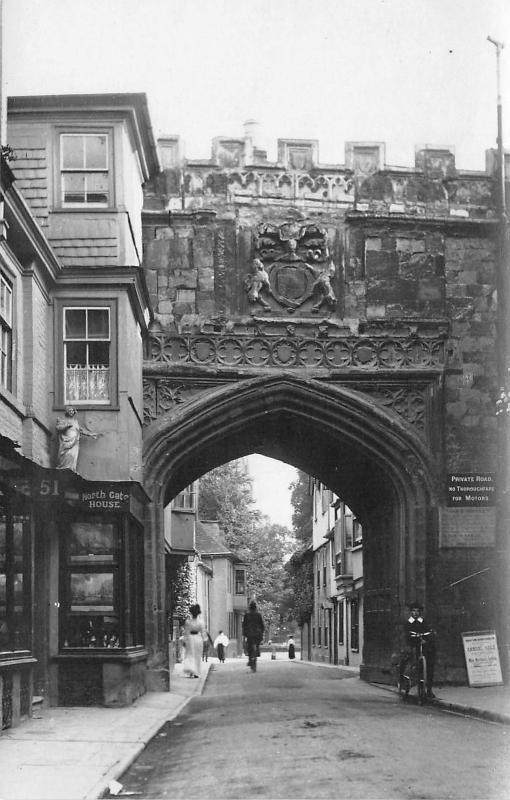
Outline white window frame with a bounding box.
[63,306,111,405]
[0,273,13,392]
[172,484,196,512]
[60,132,110,208]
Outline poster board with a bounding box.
[461,630,503,687]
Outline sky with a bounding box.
[2,0,508,525]
[247,455,297,529]
[3,0,510,171]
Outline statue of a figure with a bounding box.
[55,406,98,471]
[312,261,336,312]
[244,258,271,311]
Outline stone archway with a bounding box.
[142,373,439,684]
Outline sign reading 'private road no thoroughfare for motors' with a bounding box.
[447,473,496,507]
[440,473,496,548]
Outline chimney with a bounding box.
[243,119,259,145]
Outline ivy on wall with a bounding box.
[170,560,194,623]
[285,549,314,626]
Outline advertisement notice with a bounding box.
[461,630,503,687]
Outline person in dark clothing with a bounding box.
[288,636,296,660]
[399,602,436,698]
[242,600,265,671]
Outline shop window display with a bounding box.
[0,490,31,654]
[60,516,143,650]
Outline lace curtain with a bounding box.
[65,365,110,402]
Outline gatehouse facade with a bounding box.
[1,94,508,723]
[142,130,506,686]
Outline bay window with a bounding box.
[173,484,196,511]
[60,133,110,207]
[0,272,13,392]
[61,304,115,405]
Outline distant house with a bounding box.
[311,481,364,667]
[196,520,247,659]
[164,483,248,663]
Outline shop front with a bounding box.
[7,464,149,709]
[0,446,36,730]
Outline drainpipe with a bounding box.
[488,35,510,683]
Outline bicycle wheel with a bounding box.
[417,657,427,704]
[398,674,410,700]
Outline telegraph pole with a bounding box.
[488,35,510,682]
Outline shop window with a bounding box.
[0,489,31,655]
[0,273,13,392]
[235,569,245,595]
[59,515,144,650]
[60,133,110,207]
[351,598,359,652]
[173,484,196,511]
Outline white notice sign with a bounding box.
[461,630,503,687]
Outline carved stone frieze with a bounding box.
[143,378,221,425]
[143,372,432,440]
[148,331,446,371]
[359,386,427,434]
[181,167,354,204]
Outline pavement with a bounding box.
[0,656,509,800]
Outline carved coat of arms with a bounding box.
[244,221,336,314]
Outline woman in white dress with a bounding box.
[182,604,206,678]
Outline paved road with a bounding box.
[118,659,509,799]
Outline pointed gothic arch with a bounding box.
[142,373,440,683]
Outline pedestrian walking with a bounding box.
[202,631,214,662]
[182,604,206,678]
[269,640,277,660]
[288,635,296,660]
[213,630,229,662]
[242,600,265,671]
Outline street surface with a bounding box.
[118,657,509,799]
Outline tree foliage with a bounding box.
[198,460,261,560]
[284,469,314,625]
[198,461,295,637]
[285,548,314,625]
[289,470,313,545]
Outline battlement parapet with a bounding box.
[148,132,505,220]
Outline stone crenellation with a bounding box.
[146,130,507,222]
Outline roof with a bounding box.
[7,93,160,181]
[196,520,241,561]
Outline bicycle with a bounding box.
[398,630,433,705]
